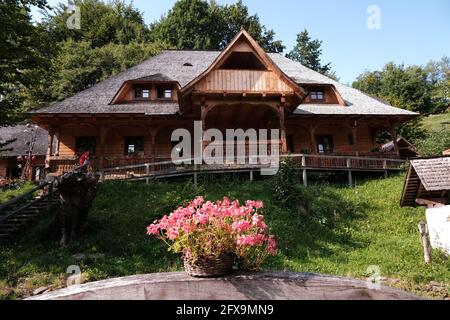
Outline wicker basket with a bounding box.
[183,253,234,278]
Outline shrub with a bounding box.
[147,197,277,271]
[272,157,304,211]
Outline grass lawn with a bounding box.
[0,174,449,299]
[0,182,36,205]
[417,113,450,156]
[422,113,450,132]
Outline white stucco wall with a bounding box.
[426,205,450,255]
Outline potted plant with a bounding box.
[147,196,276,277]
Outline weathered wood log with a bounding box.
[54,170,100,246]
[418,221,432,264]
[27,272,424,300]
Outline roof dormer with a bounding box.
[300,83,346,106]
[110,74,180,105]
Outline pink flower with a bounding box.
[193,213,209,225]
[245,200,264,209]
[222,197,231,206]
[267,236,277,255]
[182,222,196,233]
[167,228,179,240]
[232,220,251,233]
[236,234,265,246]
[191,196,205,207]
[146,224,159,236]
[252,214,267,230]
[254,201,264,209]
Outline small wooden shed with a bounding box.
[381,137,418,160]
[401,156,450,255]
[401,156,450,208]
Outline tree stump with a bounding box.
[55,170,100,246]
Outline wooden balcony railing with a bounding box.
[97,154,406,182]
[50,153,406,181]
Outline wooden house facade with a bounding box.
[29,31,418,174]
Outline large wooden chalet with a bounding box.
[30,31,418,175]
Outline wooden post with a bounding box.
[151,132,157,163]
[45,128,55,170]
[383,160,388,178]
[308,126,317,154]
[98,126,107,171]
[249,170,254,182]
[279,105,287,154]
[390,125,399,157]
[99,171,105,182]
[418,221,432,264]
[47,182,53,209]
[55,131,60,157]
[145,164,150,185]
[347,158,353,187]
[302,155,308,187]
[193,164,198,187]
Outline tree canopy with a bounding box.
[286,29,337,79]
[0,0,51,125]
[352,58,450,142]
[150,0,284,52]
[1,0,446,132]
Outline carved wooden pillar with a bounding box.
[98,125,107,170]
[308,125,317,154]
[390,125,399,156]
[350,120,359,156]
[201,102,207,157]
[45,127,55,169]
[54,130,60,157]
[278,96,287,154]
[151,128,158,162]
[279,105,287,154]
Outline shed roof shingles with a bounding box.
[30,50,418,117]
[410,157,450,191]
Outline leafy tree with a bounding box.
[0,0,50,126]
[51,40,167,101]
[424,56,450,113]
[215,0,284,52]
[286,29,334,77]
[42,0,151,47]
[352,62,437,142]
[353,62,433,114]
[150,0,217,50]
[150,0,284,52]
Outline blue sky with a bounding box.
[31,0,450,84]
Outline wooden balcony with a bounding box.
[50,153,405,177]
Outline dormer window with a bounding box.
[135,87,150,99]
[310,89,325,101]
[156,85,172,100]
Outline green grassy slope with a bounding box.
[0,175,449,299]
[417,113,450,156]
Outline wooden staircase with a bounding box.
[0,185,60,239]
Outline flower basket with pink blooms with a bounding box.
[147,196,277,277]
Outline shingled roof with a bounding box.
[0,125,49,157]
[30,50,418,117]
[401,156,450,207]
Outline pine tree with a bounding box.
[286,29,333,76]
